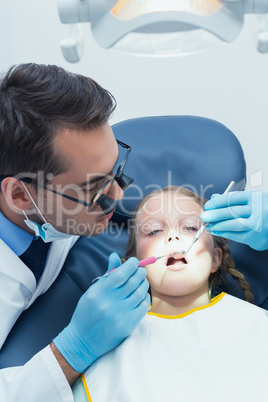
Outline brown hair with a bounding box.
[0,63,116,181]
[125,186,253,303]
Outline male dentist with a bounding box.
[0,63,150,401]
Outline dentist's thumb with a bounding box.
[106,252,122,274]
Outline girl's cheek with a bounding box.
[136,240,149,259]
[137,238,158,259]
[201,234,214,253]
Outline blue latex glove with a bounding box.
[53,252,150,373]
[200,190,268,251]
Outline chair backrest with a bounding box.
[1,115,268,369]
[110,116,268,305]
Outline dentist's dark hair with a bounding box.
[124,186,254,303]
[0,63,116,182]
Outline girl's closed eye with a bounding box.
[182,225,199,233]
[148,229,163,236]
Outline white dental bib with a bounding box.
[79,293,268,402]
[0,236,78,348]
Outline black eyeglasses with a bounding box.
[1,140,134,215]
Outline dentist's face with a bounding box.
[136,192,221,299]
[21,123,124,237]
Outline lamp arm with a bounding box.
[222,0,268,13]
[244,0,268,13]
[58,0,91,24]
[60,23,85,63]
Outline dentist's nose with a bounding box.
[110,180,124,201]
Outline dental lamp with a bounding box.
[58,0,268,63]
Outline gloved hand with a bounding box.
[53,252,150,373]
[200,190,268,251]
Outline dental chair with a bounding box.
[1,115,268,368]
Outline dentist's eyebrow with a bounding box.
[79,152,120,187]
[79,173,111,187]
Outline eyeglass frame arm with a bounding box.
[1,140,132,212]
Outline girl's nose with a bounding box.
[166,231,181,243]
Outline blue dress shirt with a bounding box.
[0,211,36,256]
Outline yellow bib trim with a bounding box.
[147,292,226,319]
[82,373,92,402]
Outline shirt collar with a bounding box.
[0,211,36,256]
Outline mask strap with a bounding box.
[20,181,48,224]
[22,209,28,220]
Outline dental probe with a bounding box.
[92,255,168,283]
[173,180,236,258]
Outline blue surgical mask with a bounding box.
[21,181,73,243]
[23,218,72,243]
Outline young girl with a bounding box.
[73,186,268,402]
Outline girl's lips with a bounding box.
[166,252,188,266]
[167,263,187,272]
[166,252,188,271]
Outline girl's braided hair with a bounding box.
[124,186,254,303]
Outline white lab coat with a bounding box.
[0,236,79,402]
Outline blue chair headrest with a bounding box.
[113,115,246,221]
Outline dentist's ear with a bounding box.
[0,177,33,212]
[211,247,223,273]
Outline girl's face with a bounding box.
[136,192,222,300]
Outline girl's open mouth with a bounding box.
[166,253,188,271]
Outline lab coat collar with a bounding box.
[0,235,79,349]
